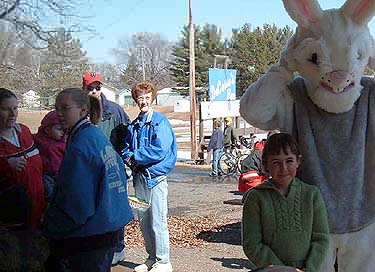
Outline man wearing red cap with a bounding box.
[82,71,130,265]
[82,72,130,153]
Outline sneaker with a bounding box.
[149,262,173,272]
[111,248,126,265]
[209,173,218,177]
[134,259,156,272]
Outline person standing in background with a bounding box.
[207,119,224,177]
[0,88,45,228]
[82,71,130,154]
[122,81,177,272]
[223,117,238,150]
[82,71,130,264]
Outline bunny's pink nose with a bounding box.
[321,70,353,93]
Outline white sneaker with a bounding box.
[149,262,173,272]
[134,259,156,272]
[111,248,126,265]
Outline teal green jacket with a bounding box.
[242,178,329,272]
[98,94,130,154]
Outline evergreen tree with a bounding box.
[170,24,225,101]
[231,23,293,96]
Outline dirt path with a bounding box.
[112,165,254,272]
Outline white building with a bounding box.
[100,84,118,103]
[21,90,40,108]
[156,88,184,106]
[116,89,133,106]
[174,99,190,112]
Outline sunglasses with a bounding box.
[87,85,101,92]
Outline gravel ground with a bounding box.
[112,165,254,272]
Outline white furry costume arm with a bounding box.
[239,64,295,133]
[240,30,300,133]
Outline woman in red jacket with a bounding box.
[0,88,45,227]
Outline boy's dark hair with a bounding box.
[261,133,300,172]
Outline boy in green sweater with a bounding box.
[242,133,329,272]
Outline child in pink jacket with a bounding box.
[33,110,67,201]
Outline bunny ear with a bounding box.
[282,0,322,27]
[340,0,375,25]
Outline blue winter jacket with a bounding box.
[207,128,224,152]
[122,109,177,188]
[43,119,133,239]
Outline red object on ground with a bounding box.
[238,170,267,193]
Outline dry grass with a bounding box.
[18,109,49,133]
[18,105,190,133]
[124,105,190,121]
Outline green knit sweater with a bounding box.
[242,178,329,272]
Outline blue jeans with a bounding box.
[134,173,170,263]
[212,148,223,174]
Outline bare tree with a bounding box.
[91,63,125,89]
[0,24,41,96]
[0,0,93,48]
[112,32,175,89]
[0,27,89,100]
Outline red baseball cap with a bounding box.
[82,72,103,86]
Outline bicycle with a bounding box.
[218,134,256,175]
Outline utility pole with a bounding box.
[141,47,146,81]
[188,0,197,160]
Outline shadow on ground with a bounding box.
[229,190,243,196]
[211,257,253,270]
[198,222,241,245]
[115,260,137,270]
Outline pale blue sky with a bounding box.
[79,0,375,64]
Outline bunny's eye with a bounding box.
[357,51,362,60]
[308,53,319,65]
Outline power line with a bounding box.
[84,0,147,43]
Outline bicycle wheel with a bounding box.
[219,152,237,175]
[237,153,250,173]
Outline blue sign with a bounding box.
[208,68,237,101]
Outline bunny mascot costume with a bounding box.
[240,0,375,271]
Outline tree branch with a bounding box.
[0,0,20,19]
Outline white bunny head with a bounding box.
[283,0,375,113]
